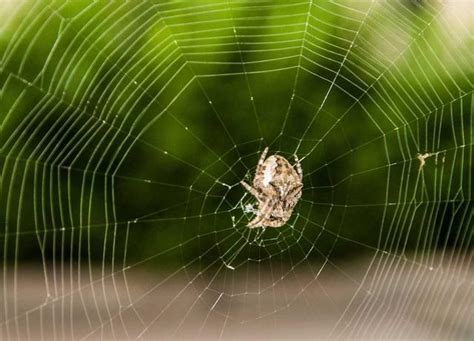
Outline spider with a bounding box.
[241,147,303,228]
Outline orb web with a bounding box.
[0,1,472,339]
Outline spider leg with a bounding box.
[255,147,269,175]
[294,154,303,180]
[248,213,266,228]
[248,199,273,228]
[259,147,269,165]
[240,181,259,199]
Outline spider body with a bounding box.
[241,147,303,228]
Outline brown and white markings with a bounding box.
[241,147,303,228]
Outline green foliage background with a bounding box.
[1,1,472,270]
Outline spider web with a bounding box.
[1,0,472,339]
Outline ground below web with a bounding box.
[3,254,471,340]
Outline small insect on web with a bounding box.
[241,147,303,228]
